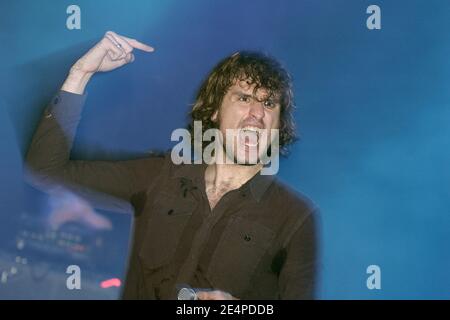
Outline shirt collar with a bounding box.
[248,172,276,202]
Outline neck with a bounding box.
[205,162,263,189]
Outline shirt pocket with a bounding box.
[205,216,275,297]
[138,192,195,270]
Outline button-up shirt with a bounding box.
[26,90,320,299]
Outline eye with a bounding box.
[263,100,275,108]
[238,95,251,103]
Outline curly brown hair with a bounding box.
[188,51,298,156]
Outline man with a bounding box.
[26,31,319,299]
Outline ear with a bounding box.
[211,110,219,122]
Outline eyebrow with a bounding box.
[231,89,251,96]
[230,89,280,103]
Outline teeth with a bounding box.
[241,126,260,135]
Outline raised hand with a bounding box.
[72,31,154,74]
[62,31,154,94]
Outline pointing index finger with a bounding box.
[121,35,154,52]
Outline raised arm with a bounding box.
[25,31,160,202]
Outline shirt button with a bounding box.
[167,209,174,215]
[44,109,53,118]
[244,234,251,242]
[53,96,60,104]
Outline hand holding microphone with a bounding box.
[177,285,238,300]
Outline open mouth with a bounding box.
[238,126,260,147]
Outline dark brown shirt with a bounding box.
[26,90,320,300]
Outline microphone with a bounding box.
[177,287,198,300]
[176,284,213,300]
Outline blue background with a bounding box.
[1,0,449,299]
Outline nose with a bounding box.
[248,100,265,120]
